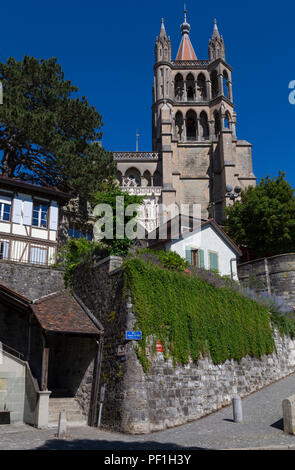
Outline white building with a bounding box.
[0,176,69,265]
[147,216,242,279]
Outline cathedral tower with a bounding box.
[115,11,256,229]
[152,10,256,222]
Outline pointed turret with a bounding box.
[176,8,197,61]
[159,18,167,38]
[155,18,171,62]
[208,18,225,61]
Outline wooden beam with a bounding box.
[41,333,50,391]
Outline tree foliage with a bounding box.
[91,186,144,256]
[0,56,115,199]
[225,172,295,258]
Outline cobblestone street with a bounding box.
[1,373,295,450]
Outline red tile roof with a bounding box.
[176,34,197,61]
[31,291,100,335]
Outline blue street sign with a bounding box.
[126,331,142,340]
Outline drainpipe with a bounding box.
[90,334,104,427]
[230,258,237,280]
[26,312,33,362]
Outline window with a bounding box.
[32,203,49,228]
[0,241,9,260]
[191,249,198,267]
[0,197,11,222]
[209,251,219,272]
[68,227,93,241]
[185,247,205,268]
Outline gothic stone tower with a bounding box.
[152,12,256,222]
[114,11,256,228]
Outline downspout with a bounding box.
[230,258,237,280]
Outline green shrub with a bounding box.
[137,249,188,271]
[57,238,110,286]
[124,258,275,371]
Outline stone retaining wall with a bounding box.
[238,253,295,309]
[0,261,65,300]
[71,255,295,434]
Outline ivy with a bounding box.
[124,258,276,370]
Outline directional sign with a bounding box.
[126,331,142,340]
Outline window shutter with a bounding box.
[12,195,22,224]
[199,249,205,268]
[30,247,47,265]
[209,252,219,271]
[185,247,191,264]
[23,196,33,226]
[3,241,9,260]
[49,202,59,231]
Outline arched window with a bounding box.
[200,111,209,140]
[224,111,231,129]
[175,111,184,141]
[174,73,184,100]
[142,170,151,187]
[210,70,219,98]
[223,70,229,98]
[197,73,207,100]
[116,171,122,186]
[153,170,161,186]
[124,168,141,187]
[214,110,221,136]
[186,110,197,141]
[186,73,195,101]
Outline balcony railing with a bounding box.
[113,152,160,161]
[120,186,162,196]
[0,237,55,266]
[171,60,210,68]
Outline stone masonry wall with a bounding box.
[71,256,295,434]
[0,261,65,300]
[238,253,295,310]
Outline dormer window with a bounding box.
[32,203,49,228]
[0,196,12,222]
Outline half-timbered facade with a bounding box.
[0,176,70,266]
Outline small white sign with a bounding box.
[117,345,126,357]
[0,342,3,365]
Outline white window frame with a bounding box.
[32,203,49,228]
[0,197,12,222]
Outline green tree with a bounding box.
[0,56,115,199]
[91,186,144,256]
[225,172,295,258]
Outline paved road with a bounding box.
[2,373,295,450]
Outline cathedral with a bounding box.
[114,10,256,231]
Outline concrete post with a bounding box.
[232,395,243,423]
[57,410,67,438]
[283,395,295,434]
[36,390,51,428]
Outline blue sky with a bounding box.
[1,0,295,185]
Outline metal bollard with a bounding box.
[232,395,243,423]
[57,410,67,438]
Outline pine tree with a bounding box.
[0,56,115,199]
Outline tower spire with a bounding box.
[159,18,167,38]
[176,7,197,60]
[212,18,220,38]
[208,18,225,61]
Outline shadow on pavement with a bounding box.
[270,418,284,431]
[35,439,208,451]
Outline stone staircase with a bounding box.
[48,398,87,428]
